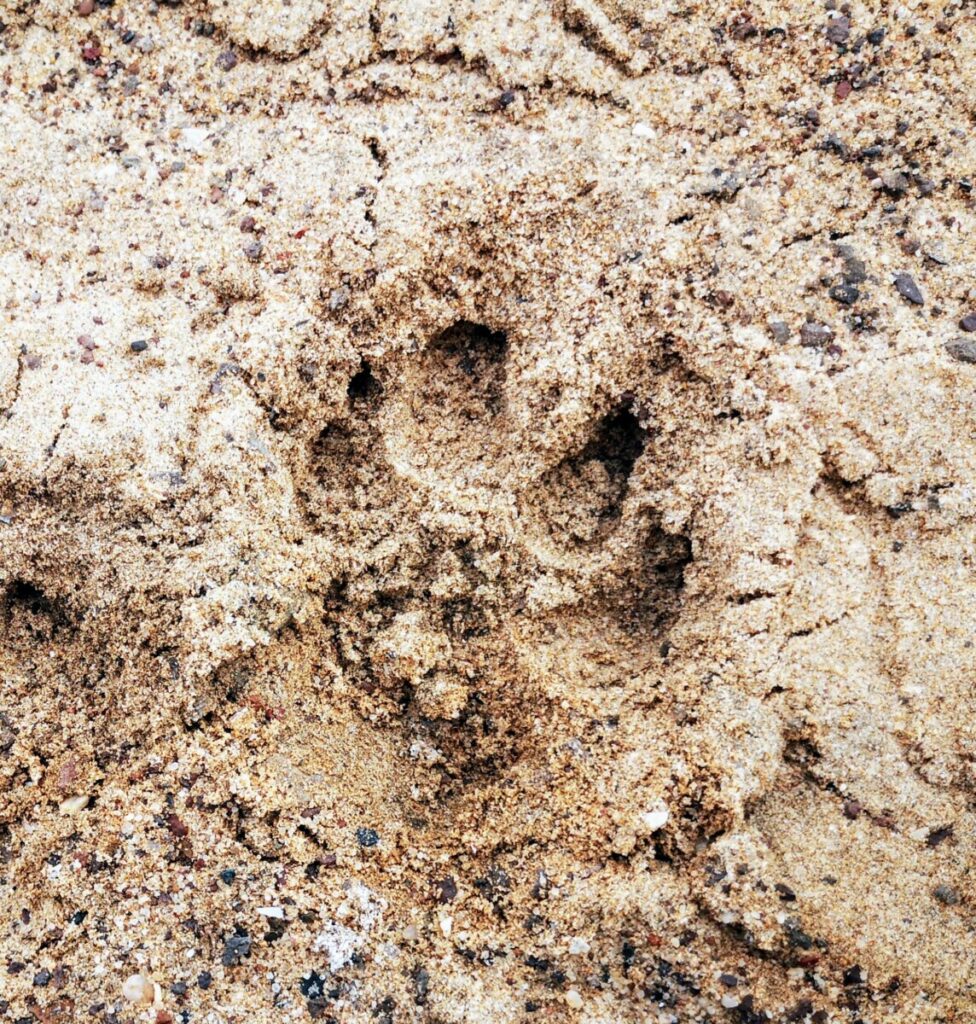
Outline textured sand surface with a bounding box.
[1,1,976,1022]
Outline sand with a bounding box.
[1,1,975,1021]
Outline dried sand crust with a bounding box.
[1,1,976,1022]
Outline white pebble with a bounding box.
[641,806,670,831]
[59,795,89,815]
[565,989,584,1009]
[121,974,154,1005]
[568,937,590,955]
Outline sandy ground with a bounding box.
[1,1,975,1022]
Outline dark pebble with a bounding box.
[934,884,961,906]
[867,27,885,44]
[243,240,263,260]
[829,283,859,305]
[768,320,790,343]
[894,272,923,305]
[843,964,864,986]
[775,882,797,902]
[825,15,850,44]
[33,968,52,987]
[944,339,976,364]
[216,50,238,71]
[219,868,236,884]
[221,933,251,966]
[170,981,188,996]
[434,876,457,904]
[959,313,976,332]
[843,800,862,819]
[197,971,212,989]
[131,339,148,352]
[719,973,739,987]
[926,824,954,847]
[800,322,834,348]
[300,971,326,998]
[356,827,379,848]
[70,910,88,925]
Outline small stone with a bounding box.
[945,339,976,364]
[564,989,583,1010]
[882,171,911,194]
[59,795,90,815]
[867,27,885,44]
[221,933,251,966]
[959,313,976,332]
[356,827,379,847]
[800,322,834,348]
[131,339,149,352]
[217,50,238,71]
[170,981,188,996]
[934,884,961,906]
[219,868,236,884]
[775,883,797,901]
[329,287,350,311]
[33,969,51,987]
[243,240,263,260]
[122,974,154,1005]
[825,15,850,44]
[768,320,790,343]
[197,971,212,989]
[843,965,864,986]
[719,973,738,987]
[829,283,859,305]
[843,800,862,819]
[894,272,924,305]
[641,806,669,831]
[77,0,94,14]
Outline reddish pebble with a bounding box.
[77,0,94,14]
[77,334,97,350]
[834,80,852,101]
[80,350,94,365]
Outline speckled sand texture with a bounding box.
[1,2,976,1022]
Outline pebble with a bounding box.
[825,16,850,44]
[568,937,590,955]
[356,827,379,847]
[243,240,263,261]
[59,795,89,815]
[131,339,149,353]
[219,868,236,884]
[122,974,154,1005]
[933,884,960,906]
[946,339,974,364]
[217,50,239,71]
[800,322,834,348]
[641,806,669,831]
[77,0,94,14]
[221,933,251,966]
[33,969,51,987]
[959,314,976,332]
[829,283,859,306]
[564,989,583,1010]
[768,320,790,343]
[197,971,212,989]
[894,272,924,305]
